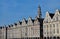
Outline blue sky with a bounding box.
[0,0,60,26]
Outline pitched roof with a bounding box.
[32,19,35,23]
[49,13,54,19]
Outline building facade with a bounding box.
[0,5,43,39]
[0,5,60,39]
[43,9,60,39]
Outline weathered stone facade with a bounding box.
[1,5,60,39]
[43,9,60,39]
[0,5,43,39]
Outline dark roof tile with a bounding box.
[49,13,54,18]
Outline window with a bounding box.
[53,24,55,27]
[46,19,48,23]
[44,32,46,35]
[57,29,59,33]
[25,33,27,36]
[56,17,58,21]
[58,15,60,20]
[57,24,59,33]
[50,24,52,34]
[47,25,48,28]
[31,27,34,35]
[47,32,49,35]
[50,24,52,28]
[53,29,55,34]
[44,19,48,23]
[43,25,46,28]
[53,24,55,34]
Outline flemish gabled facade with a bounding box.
[1,5,60,39]
[0,27,2,39]
[0,5,44,39]
[0,26,7,39]
[43,9,60,39]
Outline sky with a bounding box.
[0,0,60,26]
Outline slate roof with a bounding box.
[49,13,54,19]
